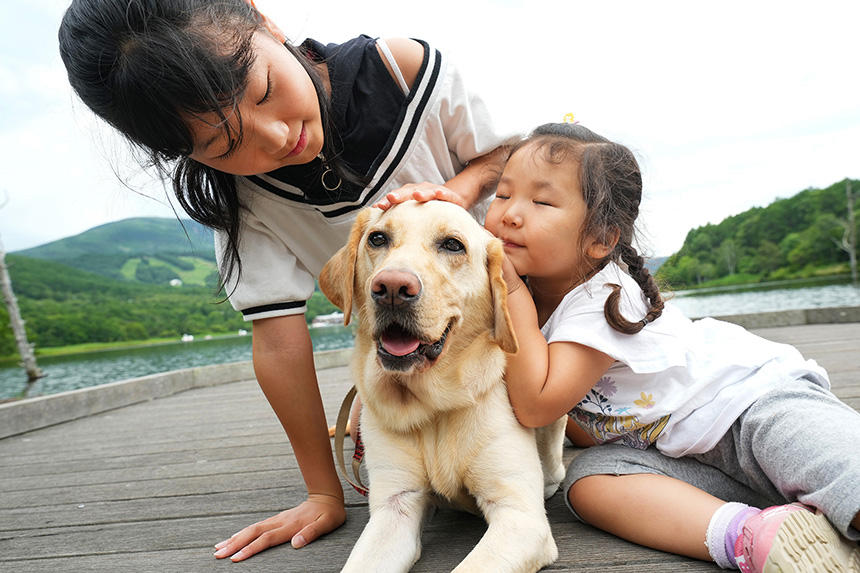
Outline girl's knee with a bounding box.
[567,474,616,518]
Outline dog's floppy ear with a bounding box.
[319,208,373,326]
[486,239,519,354]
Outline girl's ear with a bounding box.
[585,228,620,260]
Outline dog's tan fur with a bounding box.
[320,201,564,573]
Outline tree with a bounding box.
[718,239,738,275]
[676,256,702,286]
[0,235,44,391]
[780,214,840,269]
[835,179,857,283]
[755,241,783,274]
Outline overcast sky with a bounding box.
[1,0,858,257]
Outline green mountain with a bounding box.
[0,218,339,355]
[657,178,858,288]
[0,254,245,354]
[18,217,214,259]
[16,218,218,286]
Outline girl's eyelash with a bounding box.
[258,72,272,105]
[218,140,239,160]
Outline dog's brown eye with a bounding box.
[368,231,388,248]
[440,238,465,253]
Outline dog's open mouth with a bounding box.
[376,321,452,371]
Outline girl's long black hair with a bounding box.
[58,0,356,289]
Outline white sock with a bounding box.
[706,502,751,569]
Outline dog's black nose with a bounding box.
[371,269,421,307]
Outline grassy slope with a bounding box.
[119,256,218,286]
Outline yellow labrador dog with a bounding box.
[320,200,565,573]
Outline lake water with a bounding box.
[669,280,860,318]
[2,281,859,400]
[0,325,355,400]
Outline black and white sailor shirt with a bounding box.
[216,35,514,321]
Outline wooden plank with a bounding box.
[0,509,367,567]
[0,487,370,533]
[1,441,297,480]
[0,467,305,510]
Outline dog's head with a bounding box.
[320,201,517,424]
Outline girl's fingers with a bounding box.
[412,189,437,202]
[374,186,459,210]
[213,498,346,560]
[214,527,254,559]
[433,188,465,206]
[291,504,341,549]
[230,526,296,562]
[214,519,292,560]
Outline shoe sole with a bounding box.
[764,509,860,572]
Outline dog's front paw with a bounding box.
[543,461,564,499]
[543,480,561,499]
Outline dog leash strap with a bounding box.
[334,385,369,496]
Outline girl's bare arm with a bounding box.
[214,314,345,561]
[502,262,615,429]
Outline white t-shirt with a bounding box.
[541,261,829,457]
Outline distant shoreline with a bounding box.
[671,274,856,296]
[0,323,354,365]
[0,331,250,365]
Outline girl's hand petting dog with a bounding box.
[374,182,464,210]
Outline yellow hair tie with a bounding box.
[563,113,577,124]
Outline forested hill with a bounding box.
[16,218,218,286]
[1,218,339,355]
[19,217,214,259]
[657,178,858,289]
[0,254,245,353]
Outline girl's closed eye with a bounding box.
[258,69,273,105]
[217,138,241,160]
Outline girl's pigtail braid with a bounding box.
[604,242,664,334]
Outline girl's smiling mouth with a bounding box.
[284,123,307,158]
[501,238,524,249]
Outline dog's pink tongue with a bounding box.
[381,333,420,356]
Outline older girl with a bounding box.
[58,0,510,561]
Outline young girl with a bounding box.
[486,123,860,572]
[58,0,511,561]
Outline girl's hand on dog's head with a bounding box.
[374,182,465,210]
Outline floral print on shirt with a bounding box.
[571,375,670,449]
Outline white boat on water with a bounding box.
[310,312,345,328]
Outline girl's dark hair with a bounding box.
[515,123,664,334]
[58,0,352,290]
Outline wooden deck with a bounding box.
[1,323,858,572]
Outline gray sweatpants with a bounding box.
[563,377,860,540]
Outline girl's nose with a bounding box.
[260,120,289,154]
[502,206,522,228]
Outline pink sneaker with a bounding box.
[734,503,859,572]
